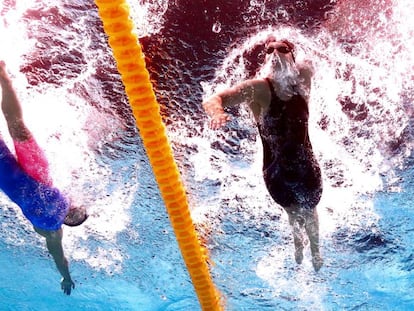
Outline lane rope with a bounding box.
[94,1,223,310]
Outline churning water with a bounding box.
[0,0,413,310]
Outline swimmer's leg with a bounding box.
[0,61,31,141]
[0,62,51,184]
[288,210,304,265]
[304,208,323,272]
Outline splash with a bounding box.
[126,0,169,37]
[199,13,411,224]
[0,1,139,273]
[196,2,413,304]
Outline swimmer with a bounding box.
[0,61,88,294]
[202,37,323,271]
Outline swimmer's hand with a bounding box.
[202,95,231,129]
[61,277,75,295]
[209,112,231,129]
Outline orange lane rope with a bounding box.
[94,1,222,310]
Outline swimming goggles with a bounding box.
[266,43,292,55]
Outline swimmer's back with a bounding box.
[257,79,322,209]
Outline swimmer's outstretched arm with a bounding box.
[34,227,75,295]
[202,79,269,129]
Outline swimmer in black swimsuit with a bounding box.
[0,61,88,294]
[202,37,323,271]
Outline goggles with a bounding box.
[266,43,292,55]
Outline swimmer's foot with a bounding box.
[292,222,304,265]
[311,254,323,272]
[294,246,304,264]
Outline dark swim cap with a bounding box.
[64,206,88,226]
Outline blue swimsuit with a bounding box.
[0,139,68,230]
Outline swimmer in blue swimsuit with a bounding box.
[0,61,88,294]
[202,37,323,271]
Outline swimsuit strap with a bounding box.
[264,78,284,118]
[260,78,283,167]
[265,78,277,102]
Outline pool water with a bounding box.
[0,0,413,310]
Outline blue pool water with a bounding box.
[0,0,414,310]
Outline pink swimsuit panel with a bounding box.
[13,137,52,186]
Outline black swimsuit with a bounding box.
[257,78,322,209]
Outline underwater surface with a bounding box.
[0,0,413,310]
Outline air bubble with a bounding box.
[212,21,221,33]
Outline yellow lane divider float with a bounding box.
[94,0,222,310]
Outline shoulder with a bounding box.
[244,78,272,118]
[250,78,271,100]
[295,61,314,100]
[235,78,271,102]
[219,78,268,96]
[241,78,269,90]
[297,61,314,80]
[216,78,270,109]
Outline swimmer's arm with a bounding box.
[202,79,262,129]
[202,93,230,129]
[34,227,75,295]
[298,61,314,100]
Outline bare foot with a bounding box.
[312,254,323,272]
[292,217,304,264]
[295,246,304,264]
